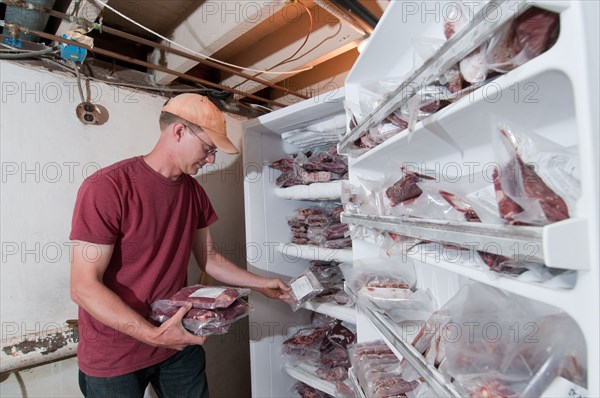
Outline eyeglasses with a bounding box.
[185,124,218,156]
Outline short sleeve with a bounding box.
[193,180,218,229]
[69,176,121,244]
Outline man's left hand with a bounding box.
[255,278,291,300]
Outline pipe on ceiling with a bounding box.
[0,0,309,101]
[16,25,287,107]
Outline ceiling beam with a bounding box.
[271,47,358,105]
[217,4,364,97]
[149,0,288,85]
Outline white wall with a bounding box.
[0,60,250,397]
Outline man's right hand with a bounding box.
[150,304,207,350]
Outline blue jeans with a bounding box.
[79,345,209,398]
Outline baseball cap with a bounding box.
[162,94,240,154]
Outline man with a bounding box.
[70,93,290,397]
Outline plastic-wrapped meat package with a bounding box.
[445,4,560,84]
[326,321,356,350]
[150,299,253,336]
[288,270,325,312]
[316,366,348,382]
[342,258,417,295]
[385,169,434,209]
[292,381,333,398]
[442,283,587,397]
[349,340,421,398]
[309,260,343,284]
[282,327,329,362]
[492,120,579,226]
[323,237,352,249]
[320,346,350,369]
[167,284,251,309]
[296,146,348,175]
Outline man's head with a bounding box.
[160,94,239,155]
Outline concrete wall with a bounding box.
[0,60,250,397]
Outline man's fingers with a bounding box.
[169,304,192,323]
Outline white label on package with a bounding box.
[291,276,313,300]
[189,287,226,299]
[540,377,587,398]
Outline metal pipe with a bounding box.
[0,0,309,100]
[18,25,287,107]
[0,325,78,374]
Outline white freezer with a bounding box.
[242,1,599,396]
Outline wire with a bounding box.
[232,0,313,90]
[90,0,313,76]
[70,60,86,103]
[42,57,222,94]
[0,46,59,59]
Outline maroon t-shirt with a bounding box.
[70,156,218,377]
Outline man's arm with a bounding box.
[70,240,206,350]
[192,228,291,300]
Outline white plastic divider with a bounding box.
[348,367,366,398]
[345,286,461,398]
[302,300,356,325]
[283,360,343,396]
[274,181,342,201]
[341,213,588,271]
[277,243,353,263]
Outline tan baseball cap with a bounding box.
[162,94,240,154]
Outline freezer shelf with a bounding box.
[348,367,366,398]
[337,0,564,155]
[342,213,588,270]
[274,181,342,201]
[302,300,356,325]
[278,244,353,263]
[283,360,349,397]
[345,286,461,398]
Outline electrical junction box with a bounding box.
[60,34,87,63]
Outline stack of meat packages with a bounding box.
[283,315,356,391]
[150,284,252,336]
[270,145,348,188]
[309,260,353,307]
[292,382,333,398]
[350,341,424,398]
[354,6,560,149]
[288,205,351,249]
[406,283,586,397]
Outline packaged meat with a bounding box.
[316,366,348,382]
[167,284,251,309]
[269,146,348,188]
[342,258,417,297]
[150,299,253,336]
[492,119,579,226]
[442,283,587,397]
[282,327,329,362]
[287,270,325,312]
[292,381,333,398]
[385,169,434,208]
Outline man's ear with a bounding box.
[172,122,187,141]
